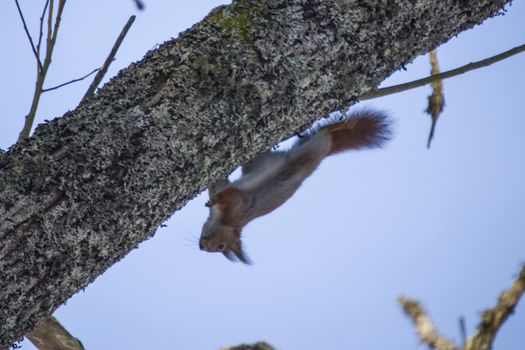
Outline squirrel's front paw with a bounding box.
[205,193,222,207]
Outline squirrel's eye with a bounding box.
[217,243,226,251]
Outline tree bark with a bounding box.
[0,0,509,347]
[25,316,84,350]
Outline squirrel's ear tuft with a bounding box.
[234,248,252,265]
[223,251,238,262]
[222,242,252,264]
[234,240,252,264]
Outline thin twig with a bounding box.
[398,296,459,350]
[360,44,525,101]
[48,0,66,58]
[81,15,136,103]
[17,0,67,143]
[459,317,467,348]
[14,0,43,70]
[133,0,145,10]
[42,68,100,92]
[36,0,51,59]
[466,265,525,350]
[400,265,525,350]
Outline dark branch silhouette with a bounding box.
[360,43,525,101]
[14,0,43,70]
[81,15,136,103]
[42,68,100,93]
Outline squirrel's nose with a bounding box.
[199,238,206,250]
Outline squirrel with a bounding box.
[199,109,391,264]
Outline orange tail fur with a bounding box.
[323,109,391,155]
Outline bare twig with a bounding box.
[47,0,66,59]
[400,265,525,350]
[398,296,459,350]
[14,0,43,70]
[17,0,67,143]
[133,0,145,10]
[360,43,525,101]
[426,49,445,148]
[221,342,275,350]
[42,68,100,92]
[36,0,51,58]
[81,15,136,103]
[466,265,525,350]
[459,316,467,348]
[26,316,84,350]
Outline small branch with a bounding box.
[400,265,525,350]
[42,68,100,92]
[222,342,275,350]
[466,265,525,350]
[398,296,459,350]
[360,43,525,101]
[48,0,66,57]
[81,15,136,103]
[26,316,84,350]
[459,316,467,348]
[133,0,145,10]
[426,49,445,149]
[14,0,43,70]
[17,0,66,143]
[427,114,438,148]
[36,0,51,58]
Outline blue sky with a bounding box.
[1,1,524,349]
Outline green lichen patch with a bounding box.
[207,0,267,48]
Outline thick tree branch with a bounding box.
[0,0,511,347]
[26,316,84,350]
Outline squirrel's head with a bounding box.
[199,221,251,264]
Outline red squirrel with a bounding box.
[199,109,391,263]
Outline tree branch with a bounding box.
[80,15,136,103]
[466,264,525,350]
[36,0,51,59]
[132,0,145,11]
[17,0,67,143]
[426,49,445,148]
[14,0,43,70]
[400,265,525,350]
[398,296,459,350]
[0,0,512,347]
[359,43,525,101]
[222,342,275,350]
[42,68,100,93]
[26,316,84,350]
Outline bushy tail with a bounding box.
[323,109,391,155]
